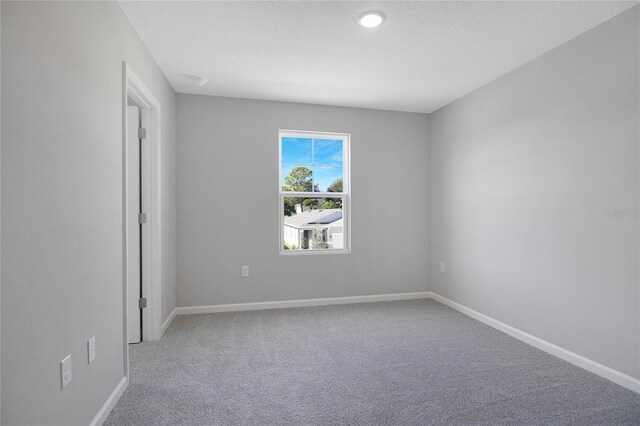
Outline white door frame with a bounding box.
[121,62,163,374]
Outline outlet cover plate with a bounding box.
[60,355,72,389]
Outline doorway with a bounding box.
[126,102,145,343]
[123,62,163,367]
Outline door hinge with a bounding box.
[138,212,147,224]
[138,128,146,139]
[139,297,147,309]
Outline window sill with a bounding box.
[279,248,351,256]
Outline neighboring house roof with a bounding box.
[284,209,342,229]
[328,218,343,228]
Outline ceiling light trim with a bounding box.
[358,11,385,28]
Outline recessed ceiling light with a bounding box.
[358,11,384,28]
[192,76,208,87]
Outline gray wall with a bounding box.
[429,7,639,379]
[177,95,430,306]
[1,2,177,424]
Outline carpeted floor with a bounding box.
[105,299,640,425]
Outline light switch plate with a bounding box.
[241,265,249,277]
[440,261,445,273]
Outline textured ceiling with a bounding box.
[119,1,637,113]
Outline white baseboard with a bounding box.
[427,292,640,394]
[161,307,177,336]
[175,291,430,315]
[90,376,128,426]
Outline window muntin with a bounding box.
[279,131,350,255]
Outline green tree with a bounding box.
[322,178,343,209]
[327,178,343,193]
[303,198,319,210]
[283,196,296,216]
[284,166,315,192]
[283,166,319,213]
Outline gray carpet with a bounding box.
[105,299,640,425]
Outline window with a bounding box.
[279,130,350,255]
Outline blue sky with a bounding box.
[281,137,343,192]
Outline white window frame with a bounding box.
[279,129,351,255]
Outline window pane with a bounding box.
[281,137,313,191]
[313,139,343,192]
[314,166,343,193]
[283,197,344,251]
[314,139,343,167]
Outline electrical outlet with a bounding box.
[241,265,249,277]
[87,336,96,364]
[440,261,445,273]
[60,355,72,389]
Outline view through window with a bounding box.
[279,130,350,254]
